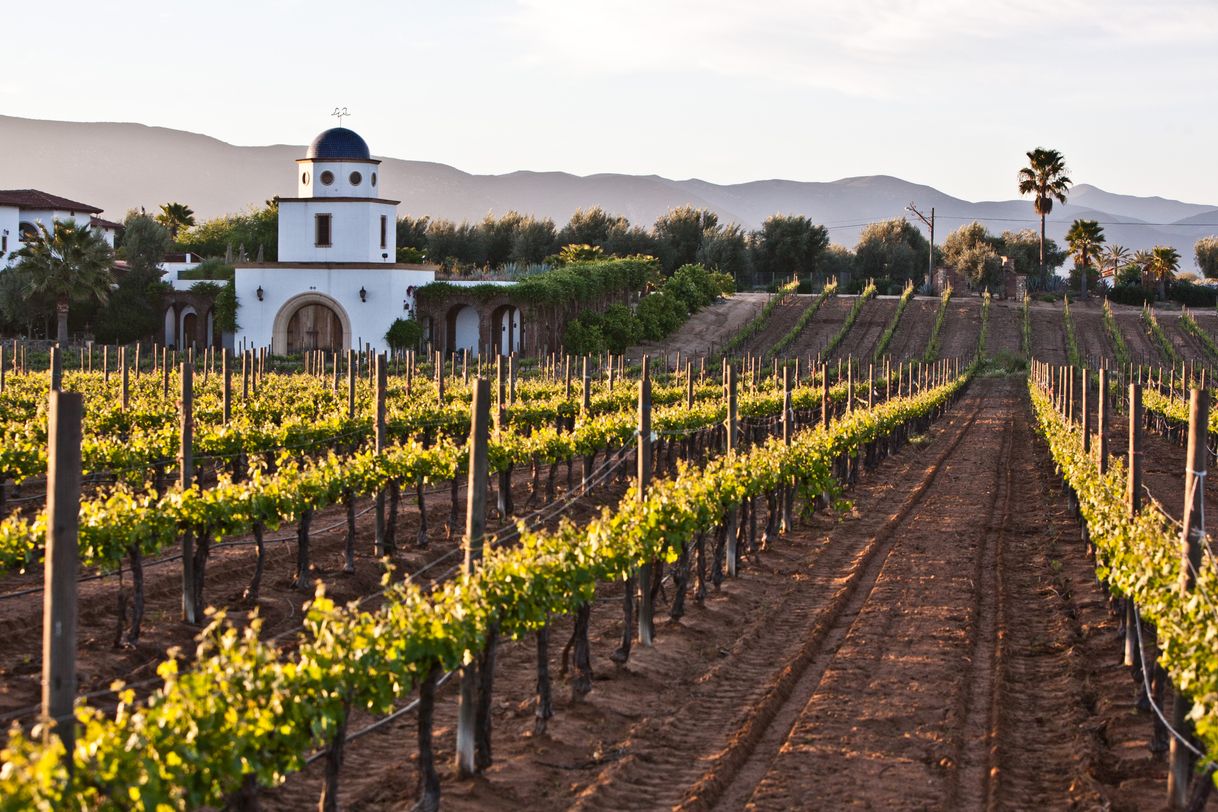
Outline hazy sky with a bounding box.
[5,0,1216,203]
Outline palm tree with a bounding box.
[1065,219,1105,297]
[1017,148,1073,277]
[156,202,196,239]
[15,221,114,344]
[1147,245,1181,301]
[1102,244,1130,281]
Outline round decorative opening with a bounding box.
[301,171,310,185]
[371,172,377,187]
[349,171,363,186]
[320,170,335,185]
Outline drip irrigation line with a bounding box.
[1133,605,1213,765]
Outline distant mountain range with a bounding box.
[2,115,1216,270]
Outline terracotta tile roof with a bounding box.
[0,189,103,214]
[89,216,124,230]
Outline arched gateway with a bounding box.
[271,293,352,355]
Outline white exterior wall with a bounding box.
[233,265,435,354]
[278,200,397,263]
[296,160,382,198]
[0,206,18,267]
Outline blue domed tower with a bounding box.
[279,126,396,262]
[232,125,437,356]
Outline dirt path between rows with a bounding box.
[882,299,939,362]
[831,297,897,362]
[986,300,1024,359]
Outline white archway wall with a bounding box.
[454,305,480,356]
[270,292,353,355]
[163,307,176,348]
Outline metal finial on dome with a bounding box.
[331,106,350,127]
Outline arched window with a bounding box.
[18,222,38,242]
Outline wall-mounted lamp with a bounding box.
[359,286,367,302]
[407,285,416,297]
[256,285,264,301]
[403,299,411,312]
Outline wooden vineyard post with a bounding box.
[374,354,390,557]
[1097,368,1108,474]
[49,345,62,392]
[346,349,356,420]
[782,366,794,534]
[725,364,740,577]
[1081,368,1091,455]
[686,361,694,409]
[221,349,231,424]
[435,350,445,402]
[1168,387,1207,808]
[120,347,129,410]
[42,390,82,759]
[179,363,198,624]
[867,363,874,410]
[637,357,654,646]
[1125,383,1143,670]
[161,348,170,398]
[846,358,854,412]
[496,356,511,517]
[821,364,829,427]
[455,378,490,778]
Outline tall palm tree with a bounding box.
[1147,245,1181,301]
[1102,244,1130,280]
[156,202,196,239]
[1065,219,1105,297]
[15,221,114,344]
[1017,148,1072,277]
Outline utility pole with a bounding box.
[907,203,935,290]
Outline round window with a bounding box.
[301,171,310,185]
[349,171,363,186]
[371,172,377,187]
[319,170,335,185]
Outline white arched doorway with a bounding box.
[451,305,480,356]
[271,293,353,355]
[163,307,177,348]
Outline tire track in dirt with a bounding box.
[731,380,1117,810]
[1113,311,1168,366]
[1070,305,1118,368]
[567,381,988,812]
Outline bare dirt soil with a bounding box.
[1070,301,1119,367]
[936,298,983,360]
[985,300,1024,359]
[632,293,768,360]
[786,296,855,360]
[1113,311,1170,367]
[879,298,939,362]
[738,294,812,357]
[829,297,897,362]
[258,379,1185,810]
[1028,302,1070,364]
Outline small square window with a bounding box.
[315,213,332,247]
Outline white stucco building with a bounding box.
[0,190,121,266]
[234,127,437,354]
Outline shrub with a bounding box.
[1108,285,1154,307]
[385,317,423,351]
